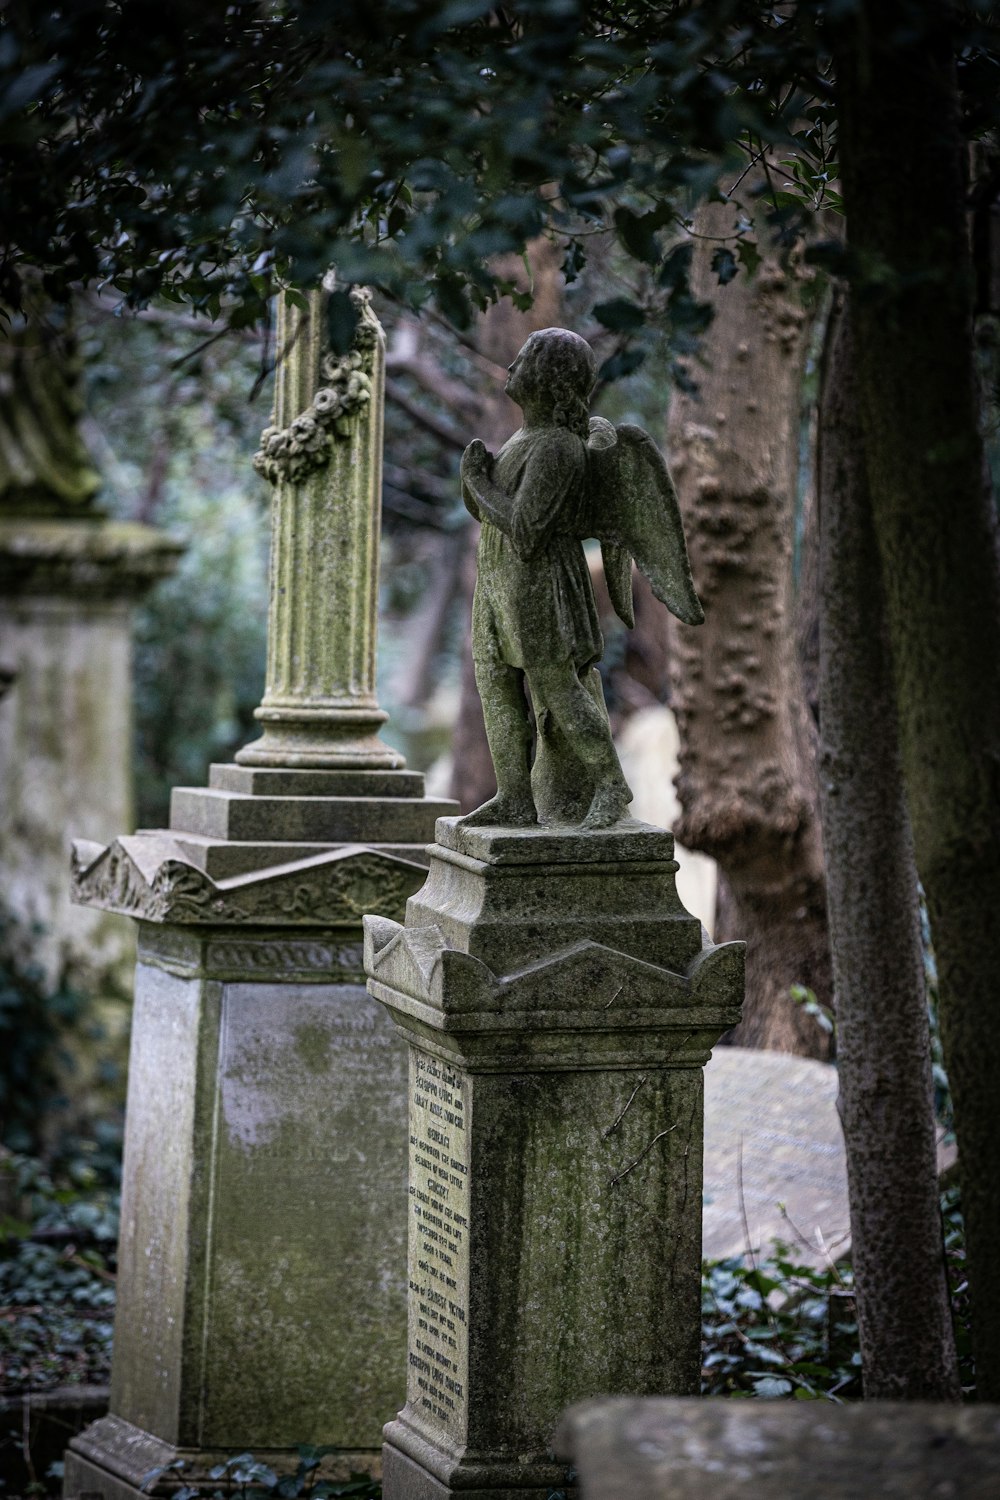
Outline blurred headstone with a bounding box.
[0,300,181,993]
[702,1046,848,1265]
[556,1397,1000,1499]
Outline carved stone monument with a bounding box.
[366,329,744,1499]
[0,301,182,993]
[367,823,743,1499]
[64,286,457,1498]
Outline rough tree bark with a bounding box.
[448,237,565,812]
[667,198,832,1058]
[834,0,1000,1399]
[818,300,959,1399]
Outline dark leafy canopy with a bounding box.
[2,2,999,345]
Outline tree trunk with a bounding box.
[834,0,1000,1400]
[448,237,565,812]
[818,299,959,1399]
[667,199,832,1059]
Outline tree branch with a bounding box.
[386,378,466,449]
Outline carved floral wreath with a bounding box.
[253,285,378,484]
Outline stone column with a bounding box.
[365,818,745,1500]
[239,282,398,768]
[65,285,457,1500]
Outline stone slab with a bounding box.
[434,815,675,866]
[555,1397,1000,1499]
[170,786,456,843]
[209,762,427,798]
[702,1047,848,1264]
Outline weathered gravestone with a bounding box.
[702,1047,850,1265]
[64,284,457,1499]
[366,329,744,1500]
[556,1396,1000,1499]
[0,301,182,995]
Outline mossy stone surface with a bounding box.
[110,946,407,1453]
[555,1398,1000,1499]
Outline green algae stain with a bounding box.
[293,1019,333,1073]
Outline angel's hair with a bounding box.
[519,328,596,440]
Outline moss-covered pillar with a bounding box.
[365,817,744,1500]
[65,286,457,1499]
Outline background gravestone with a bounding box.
[556,1397,1000,1499]
[702,1047,849,1264]
[0,302,181,995]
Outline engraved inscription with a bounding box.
[407,1050,470,1438]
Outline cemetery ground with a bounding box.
[0,926,973,1498]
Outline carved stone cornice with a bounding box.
[0,519,184,601]
[71,833,427,928]
[366,913,745,1065]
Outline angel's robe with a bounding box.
[471,425,603,672]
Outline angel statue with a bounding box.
[459,326,703,831]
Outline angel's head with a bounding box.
[505,328,597,439]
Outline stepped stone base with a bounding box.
[65,1415,380,1500]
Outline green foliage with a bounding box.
[141,1449,379,1500]
[2,0,998,364]
[0,3,834,335]
[0,910,92,1156]
[702,1243,861,1401]
[789,982,836,1040]
[131,481,268,824]
[0,1149,119,1394]
[82,308,270,825]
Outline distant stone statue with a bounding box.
[459,326,703,830]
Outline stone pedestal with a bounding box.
[65,767,456,1499]
[365,818,744,1500]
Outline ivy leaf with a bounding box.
[658,240,693,290]
[736,239,762,276]
[599,347,646,382]
[711,246,738,284]
[593,297,646,334]
[614,206,667,264]
[752,1375,794,1397]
